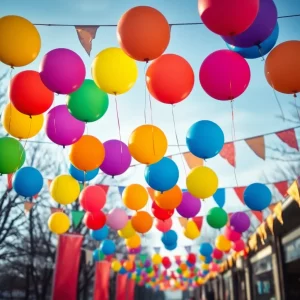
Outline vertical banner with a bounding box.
[52,234,83,300]
[93,261,110,300]
[126,278,135,300]
[116,274,127,300]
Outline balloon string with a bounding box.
[172,105,187,176]
[257,45,265,61]
[144,62,148,124]
[114,95,123,169]
[8,67,14,134]
[149,93,156,156]
[17,118,32,171]
[293,94,300,122]
[230,100,239,187]
[270,81,285,121]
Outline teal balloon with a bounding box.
[0,137,25,174]
[67,79,109,122]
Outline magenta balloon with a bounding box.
[222,0,277,48]
[224,226,241,242]
[100,140,132,176]
[233,239,245,252]
[230,212,250,233]
[127,246,141,254]
[176,191,201,218]
[39,48,86,94]
[46,105,85,146]
[199,50,250,101]
[106,208,128,230]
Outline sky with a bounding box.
[1,0,300,260]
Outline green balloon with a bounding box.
[146,267,153,273]
[67,79,109,122]
[177,268,182,274]
[0,137,25,174]
[206,207,228,229]
[99,251,105,261]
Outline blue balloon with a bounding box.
[186,261,193,267]
[13,167,43,197]
[93,249,103,262]
[144,157,179,192]
[90,225,109,241]
[244,183,272,211]
[69,164,99,182]
[165,242,177,251]
[100,239,116,255]
[202,270,209,275]
[204,256,213,264]
[186,120,224,159]
[199,243,213,257]
[119,267,127,274]
[226,23,279,59]
[161,230,178,246]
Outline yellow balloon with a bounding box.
[215,235,231,252]
[48,212,70,234]
[122,184,148,210]
[111,260,122,272]
[0,16,41,67]
[128,125,168,164]
[184,220,200,240]
[152,253,162,265]
[199,255,206,262]
[186,166,218,199]
[92,47,138,95]
[202,264,209,271]
[50,175,80,205]
[197,278,205,285]
[1,103,43,139]
[183,270,190,278]
[131,273,137,280]
[118,220,136,239]
[125,233,141,248]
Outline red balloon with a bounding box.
[83,211,106,230]
[187,253,196,264]
[198,0,259,36]
[146,54,194,104]
[152,202,174,221]
[162,256,171,269]
[79,185,106,212]
[224,226,241,242]
[9,70,54,115]
[233,239,245,252]
[155,217,172,232]
[212,248,223,260]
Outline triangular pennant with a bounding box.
[268,203,276,213]
[287,180,300,206]
[147,187,155,201]
[167,155,173,160]
[274,202,283,224]
[128,254,136,262]
[24,201,34,214]
[178,217,188,228]
[219,142,236,167]
[233,187,246,204]
[50,207,63,214]
[139,254,148,264]
[174,255,181,265]
[118,186,125,196]
[47,179,53,189]
[266,215,274,235]
[274,181,288,197]
[116,253,124,261]
[33,194,39,199]
[75,26,99,56]
[252,211,263,223]
[97,184,109,195]
[7,174,13,190]
[71,210,85,228]
[153,247,161,254]
[213,188,225,208]
[245,136,265,160]
[276,128,299,151]
[85,249,93,265]
[184,246,192,253]
[183,152,204,169]
[192,216,203,232]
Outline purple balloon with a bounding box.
[176,191,201,218]
[222,0,277,47]
[144,259,151,268]
[46,105,85,146]
[230,212,250,233]
[100,140,132,176]
[39,48,86,94]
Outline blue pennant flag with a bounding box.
[118,186,125,196]
[213,188,225,208]
[184,245,192,253]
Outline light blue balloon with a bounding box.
[204,256,213,264]
[144,157,179,192]
[199,243,213,257]
[90,225,109,241]
[161,230,178,246]
[226,22,279,59]
[244,183,272,211]
[100,239,116,255]
[69,164,99,182]
[13,167,43,197]
[165,242,177,251]
[186,120,224,159]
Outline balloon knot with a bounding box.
[112,175,114,179]
[144,58,149,63]
[293,93,297,98]
[29,115,32,119]
[63,145,65,149]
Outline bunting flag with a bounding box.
[47,179,53,189]
[183,152,204,169]
[184,246,192,253]
[116,274,127,300]
[178,217,188,228]
[174,255,181,265]
[287,180,300,206]
[268,203,276,213]
[276,128,299,151]
[213,188,225,208]
[128,254,135,262]
[167,155,173,160]
[153,247,161,254]
[192,216,204,232]
[219,142,236,167]
[24,201,34,214]
[266,215,274,235]
[33,194,39,199]
[93,261,110,300]
[274,181,289,197]
[85,249,93,265]
[274,202,283,224]
[147,187,155,201]
[50,207,63,214]
[245,136,265,160]
[71,211,85,228]
[98,184,109,195]
[75,26,99,56]
[116,253,124,261]
[139,254,148,264]
[118,186,125,196]
[234,186,246,204]
[7,174,13,189]
[252,211,263,223]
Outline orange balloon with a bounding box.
[69,135,105,171]
[117,6,170,62]
[124,260,134,271]
[265,41,300,95]
[122,184,148,210]
[146,54,194,104]
[154,185,182,210]
[131,211,153,234]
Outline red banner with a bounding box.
[93,261,110,300]
[52,234,83,300]
[116,274,127,300]
[127,278,135,300]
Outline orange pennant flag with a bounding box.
[178,217,188,228]
[47,179,53,189]
[287,180,300,206]
[274,202,283,224]
[24,201,34,214]
[50,207,63,214]
[183,152,204,169]
[266,215,274,235]
[245,136,265,160]
[75,26,99,56]
[128,254,136,262]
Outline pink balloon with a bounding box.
[198,0,259,36]
[155,218,172,232]
[212,248,223,260]
[79,185,106,212]
[224,226,241,242]
[46,105,85,146]
[233,239,245,252]
[199,50,250,101]
[39,48,86,94]
[106,208,128,230]
[209,262,220,272]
